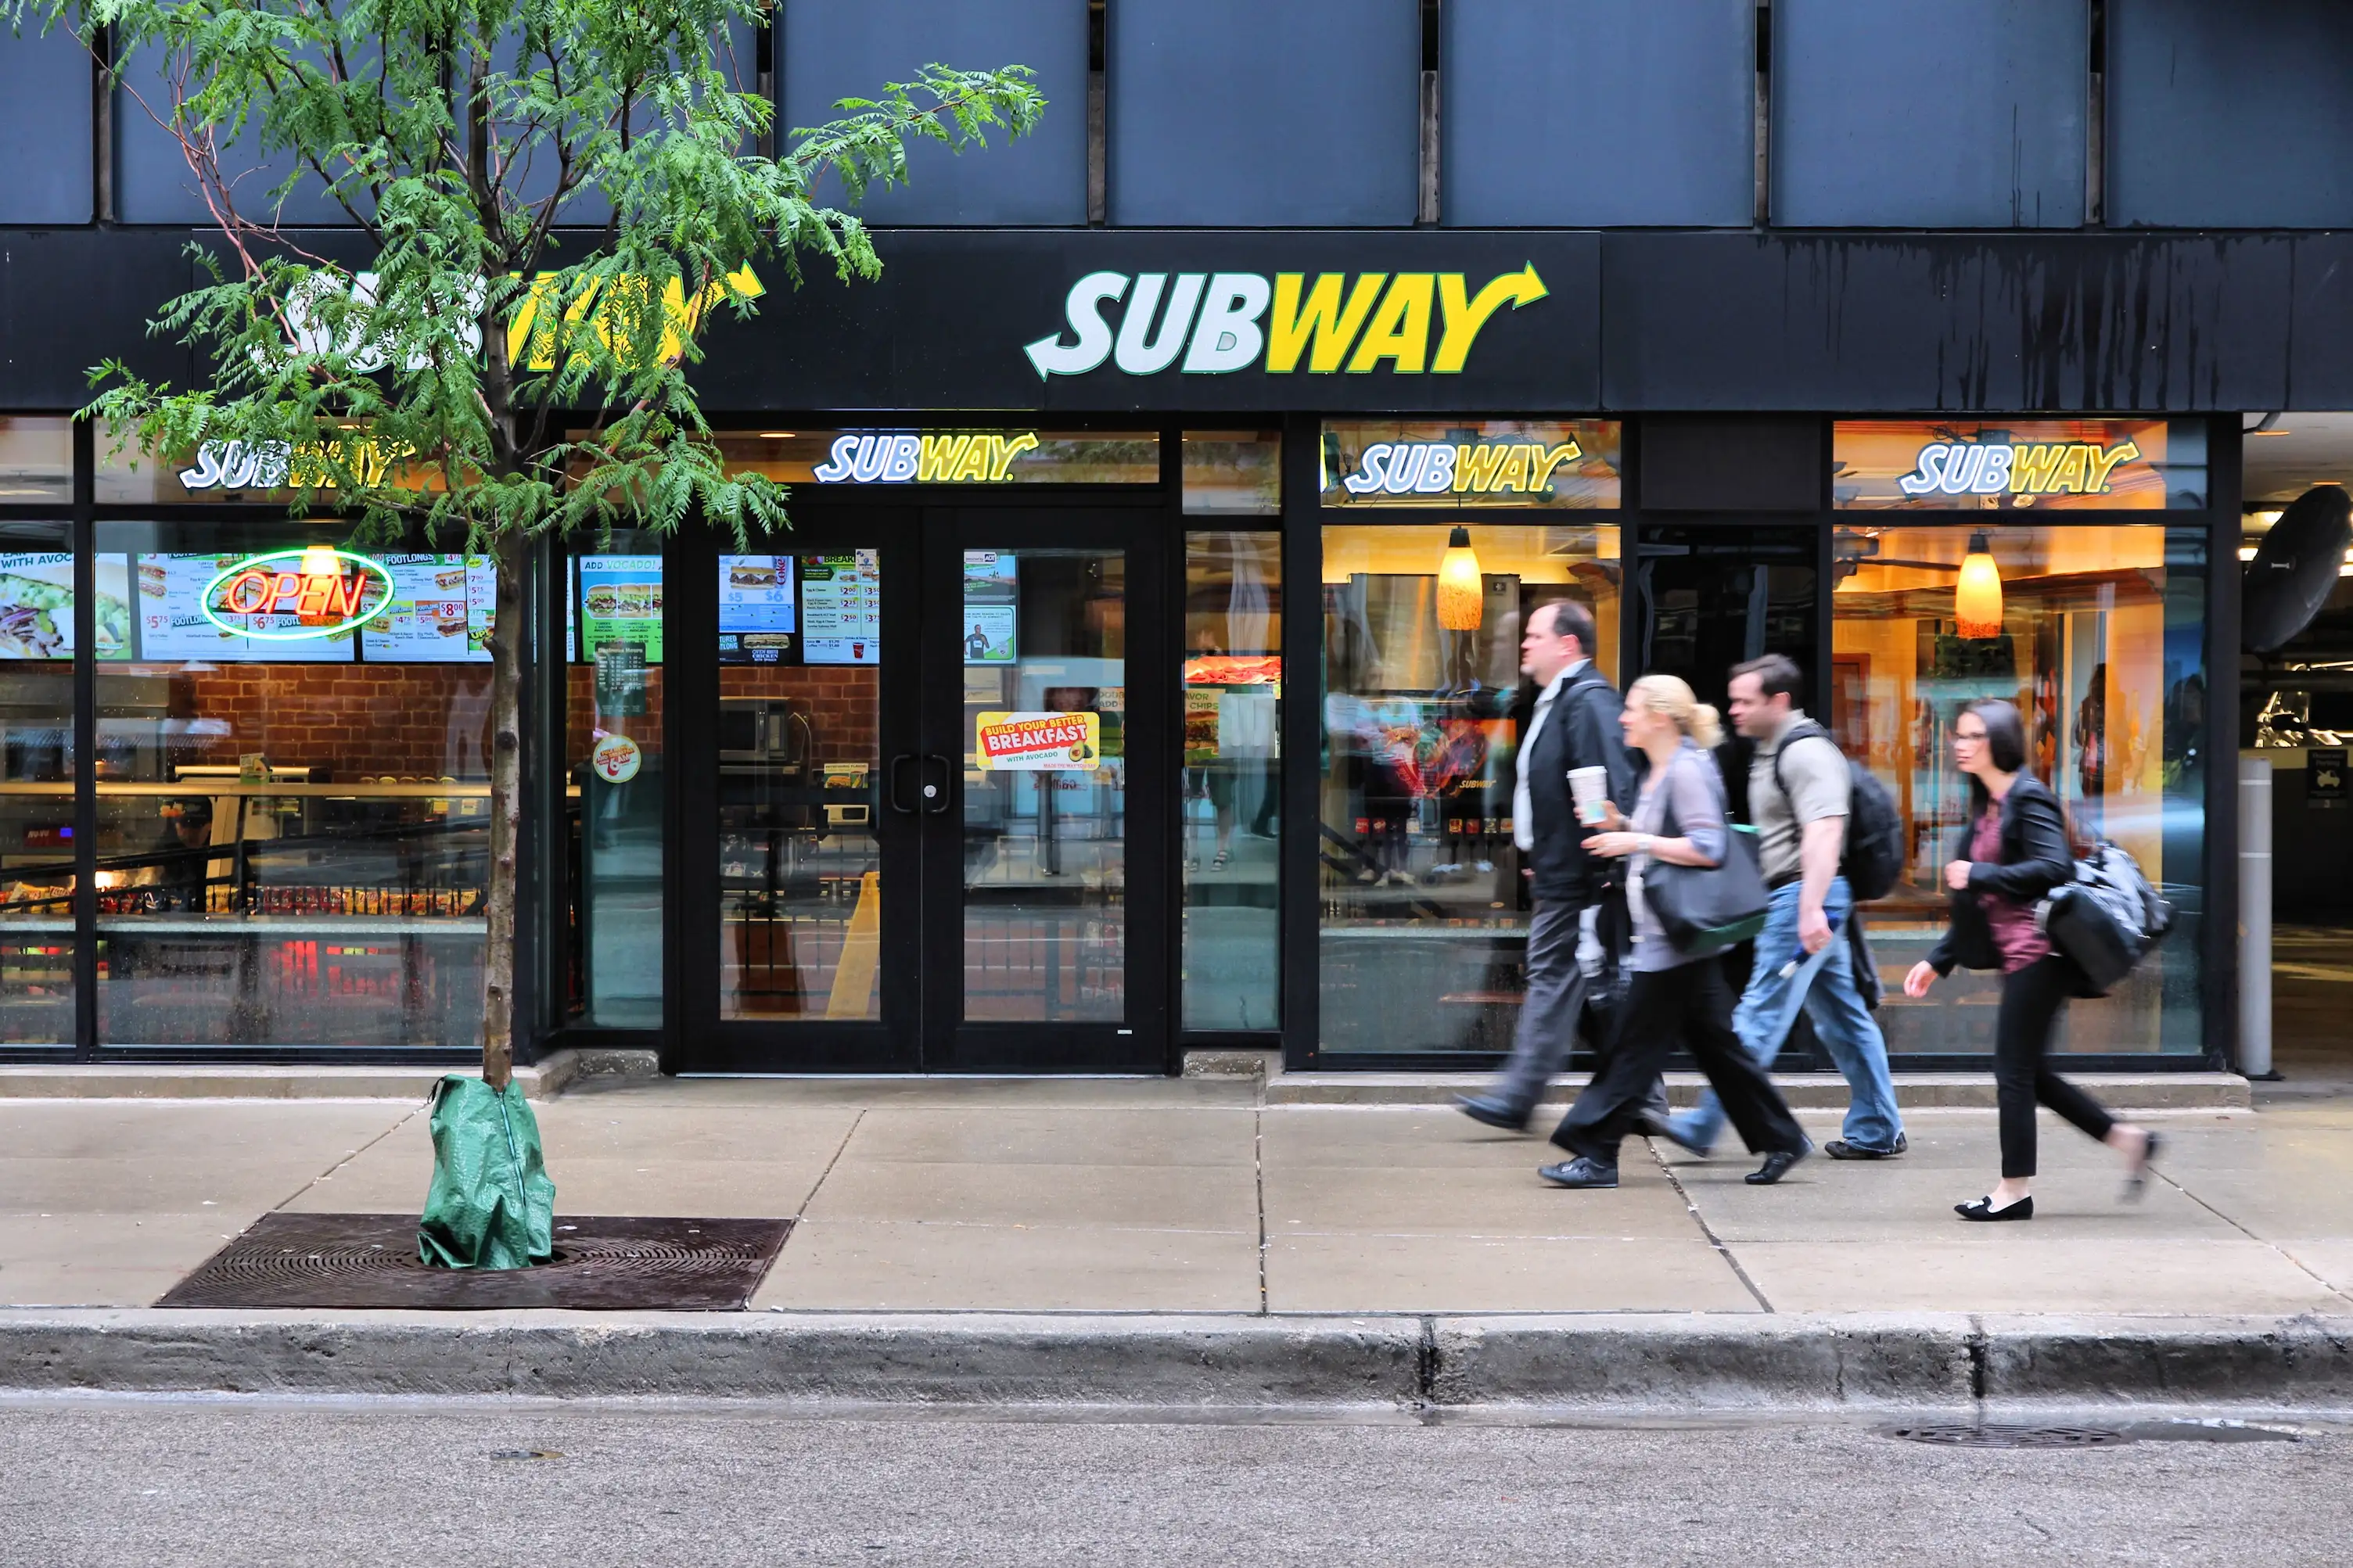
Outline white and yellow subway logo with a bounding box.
[1899,439,2142,498]
[1023,267,1548,379]
[1342,439,1584,497]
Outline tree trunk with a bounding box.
[480,527,529,1089]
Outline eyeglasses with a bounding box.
[1953,729,1988,743]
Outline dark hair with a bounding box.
[1730,653,1804,704]
[1539,597,1597,658]
[1961,699,2030,816]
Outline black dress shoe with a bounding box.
[2121,1130,2162,1204]
[1456,1095,1531,1134]
[1537,1157,1620,1189]
[1956,1194,2034,1222]
[1745,1143,1812,1185]
[1825,1132,1908,1161]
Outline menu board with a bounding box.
[961,551,1017,665]
[0,552,132,660]
[577,554,663,662]
[134,553,355,662]
[362,553,494,662]
[717,554,797,664]
[799,550,880,666]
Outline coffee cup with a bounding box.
[1568,766,1611,825]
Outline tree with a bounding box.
[20,0,1041,1093]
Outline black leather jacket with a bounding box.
[1517,665,1638,906]
[1927,772,2074,975]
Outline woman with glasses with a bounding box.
[1902,699,2160,1221]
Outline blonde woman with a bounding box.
[1540,675,1812,1189]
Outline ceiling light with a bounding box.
[1436,526,1483,631]
[1954,532,2003,639]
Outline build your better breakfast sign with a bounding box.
[974,712,1101,770]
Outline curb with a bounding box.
[6,1311,2351,1409]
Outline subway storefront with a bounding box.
[0,230,2251,1073]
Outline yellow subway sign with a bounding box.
[1023,267,1548,380]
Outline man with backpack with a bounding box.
[1650,655,1907,1161]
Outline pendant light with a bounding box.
[1435,526,1483,631]
[300,544,342,579]
[1954,531,2003,638]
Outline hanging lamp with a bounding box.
[1954,531,2003,638]
[1435,526,1483,630]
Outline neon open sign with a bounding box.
[200,549,394,640]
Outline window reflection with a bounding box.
[1182,533,1281,1031]
[1830,523,2208,1053]
[1318,522,1621,1055]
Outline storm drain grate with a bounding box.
[157,1213,792,1311]
[1884,1423,2132,1449]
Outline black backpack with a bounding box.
[1770,722,1905,901]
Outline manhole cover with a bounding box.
[156,1214,792,1311]
[1884,1423,2131,1448]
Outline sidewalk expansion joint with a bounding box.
[799,1108,866,1223]
[1646,1138,1774,1314]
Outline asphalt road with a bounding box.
[2,1398,2348,1567]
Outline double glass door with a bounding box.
[677,508,1166,1072]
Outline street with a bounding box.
[2,1398,2347,1567]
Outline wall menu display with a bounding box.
[720,555,797,633]
[135,553,355,662]
[577,555,663,662]
[716,554,798,664]
[0,552,131,660]
[961,551,1018,665]
[799,551,879,666]
[362,553,494,662]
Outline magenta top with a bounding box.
[1970,808,2052,973]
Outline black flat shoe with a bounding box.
[1537,1157,1620,1189]
[1956,1194,2034,1222]
[1826,1132,1908,1161]
[2122,1130,2163,1204]
[1745,1143,1812,1185]
[1455,1095,1531,1134]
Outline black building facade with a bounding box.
[2,2,2346,1075]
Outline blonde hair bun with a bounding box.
[1629,674,1724,748]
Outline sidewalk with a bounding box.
[2,1074,2344,1316]
[8,1075,2353,1408]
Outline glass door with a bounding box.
[918,512,1168,1071]
[676,511,921,1071]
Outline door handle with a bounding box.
[921,754,954,815]
[887,753,920,815]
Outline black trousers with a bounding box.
[1551,956,1807,1165]
[1995,953,2117,1179]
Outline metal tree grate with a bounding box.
[1884,1424,2132,1449]
[157,1212,792,1311]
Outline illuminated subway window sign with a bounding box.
[697,430,1161,486]
[1833,420,2206,511]
[200,549,395,640]
[1320,420,1623,508]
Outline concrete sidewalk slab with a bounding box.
[751,1221,1264,1312]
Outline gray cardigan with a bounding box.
[1626,740,1729,972]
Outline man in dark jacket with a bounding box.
[1458,600,1638,1131]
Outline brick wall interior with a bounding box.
[170,664,494,780]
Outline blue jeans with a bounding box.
[1667,877,1904,1154]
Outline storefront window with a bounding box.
[1830,522,2208,1054]
[568,539,663,1028]
[0,524,84,1041]
[1182,431,1281,515]
[1319,521,1621,1055]
[93,521,494,1048]
[708,429,1160,487]
[1183,533,1281,1031]
[0,418,72,504]
[715,548,883,1022]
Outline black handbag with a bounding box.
[1640,791,1772,957]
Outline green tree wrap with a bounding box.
[418,1075,555,1270]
